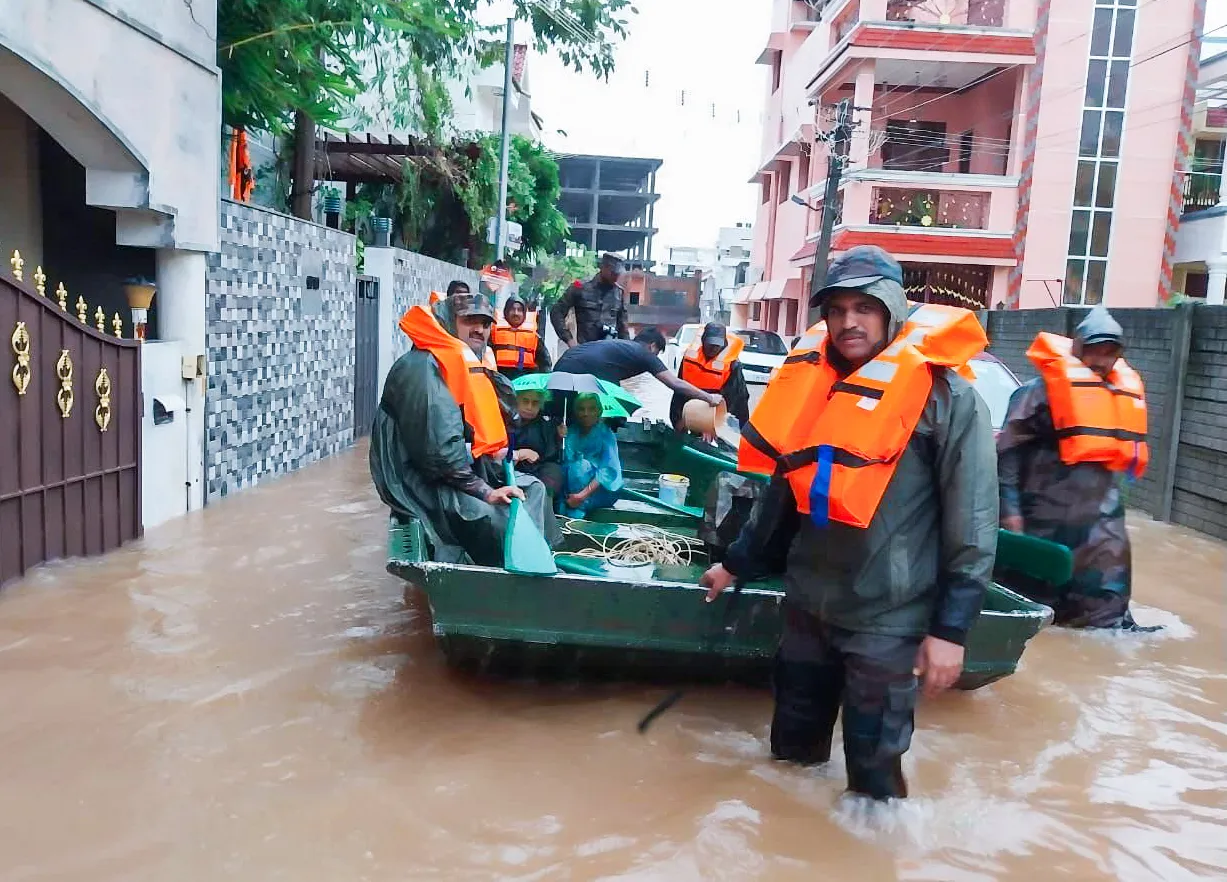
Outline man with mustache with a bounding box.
[996,306,1153,630]
[370,285,560,566]
[701,245,998,800]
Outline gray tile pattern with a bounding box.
[205,201,357,499]
[387,250,480,364]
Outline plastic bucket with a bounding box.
[658,474,690,508]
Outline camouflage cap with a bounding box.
[809,245,905,307]
[450,291,496,321]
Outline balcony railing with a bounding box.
[870,187,990,229]
[885,0,1005,28]
[1183,170,1223,214]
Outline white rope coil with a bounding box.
[558,519,702,567]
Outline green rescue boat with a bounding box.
[386,421,1054,690]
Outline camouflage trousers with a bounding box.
[770,605,920,800]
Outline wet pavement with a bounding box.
[1,392,1225,879]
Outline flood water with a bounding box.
[1,432,1225,880]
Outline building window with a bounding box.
[959,131,973,174]
[771,54,782,92]
[751,302,762,321]
[761,179,771,204]
[735,262,748,285]
[629,292,640,305]
[1064,0,1135,306]
[882,121,949,172]
[797,151,811,193]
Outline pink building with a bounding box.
[737,0,1207,338]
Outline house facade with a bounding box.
[742,0,1206,338]
[1172,50,1227,304]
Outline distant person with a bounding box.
[997,306,1155,631]
[549,253,628,347]
[491,294,551,381]
[559,393,623,518]
[669,321,751,430]
[554,328,723,411]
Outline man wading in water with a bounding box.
[997,306,1155,631]
[701,246,998,800]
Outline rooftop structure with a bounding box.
[556,154,662,262]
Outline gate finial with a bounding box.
[94,306,105,332]
[10,251,23,281]
[56,284,68,311]
[112,313,123,338]
[34,266,46,297]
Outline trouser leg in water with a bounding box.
[839,631,920,801]
[770,607,920,800]
[769,606,844,765]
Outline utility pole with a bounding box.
[806,98,852,326]
[494,16,515,259]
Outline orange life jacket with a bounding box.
[1027,332,1148,477]
[491,312,540,370]
[739,304,987,527]
[679,335,746,392]
[398,305,508,458]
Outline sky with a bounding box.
[528,0,771,263]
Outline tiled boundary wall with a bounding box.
[204,201,357,499]
[984,305,1227,540]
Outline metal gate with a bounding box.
[354,276,379,438]
[1,257,142,586]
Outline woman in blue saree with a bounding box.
[559,393,623,517]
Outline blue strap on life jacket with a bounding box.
[808,444,835,527]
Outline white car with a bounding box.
[730,329,788,384]
[664,323,703,373]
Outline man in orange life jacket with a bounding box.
[668,321,750,430]
[369,287,560,566]
[997,306,1154,631]
[491,294,551,381]
[700,245,998,800]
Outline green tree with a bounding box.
[218,0,635,136]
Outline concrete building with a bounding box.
[1173,50,1227,304]
[666,225,754,323]
[742,0,1206,337]
[621,268,702,338]
[0,0,222,528]
[557,154,662,261]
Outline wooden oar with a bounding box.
[502,461,558,576]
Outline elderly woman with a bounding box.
[558,393,623,518]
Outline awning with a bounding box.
[733,283,759,303]
[759,278,803,301]
[790,241,817,264]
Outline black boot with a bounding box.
[769,654,843,765]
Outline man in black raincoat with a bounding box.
[997,306,1151,630]
[369,289,561,567]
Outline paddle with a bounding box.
[996,529,1073,585]
[619,487,705,520]
[502,460,558,576]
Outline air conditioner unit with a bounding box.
[747,265,765,284]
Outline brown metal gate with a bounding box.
[354,276,379,439]
[1,260,141,587]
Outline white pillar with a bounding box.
[155,248,208,511]
[1206,259,1227,305]
[849,61,877,168]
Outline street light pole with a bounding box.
[495,16,515,259]
[806,98,852,327]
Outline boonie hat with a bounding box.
[810,245,904,307]
[450,291,496,322]
[701,322,728,346]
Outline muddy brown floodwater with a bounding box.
[0,441,1224,882]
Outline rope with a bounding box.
[556,519,702,568]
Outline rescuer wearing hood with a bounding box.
[996,306,1153,631]
[700,245,998,800]
[491,293,552,381]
